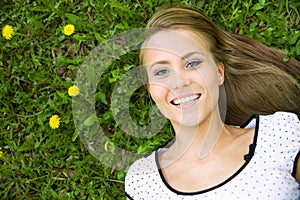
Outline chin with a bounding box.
[171,115,203,128]
[172,109,217,128]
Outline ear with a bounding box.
[217,62,225,85]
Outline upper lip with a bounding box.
[170,93,201,105]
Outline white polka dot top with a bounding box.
[125,112,300,200]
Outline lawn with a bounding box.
[1,0,299,199]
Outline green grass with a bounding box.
[0,0,299,199]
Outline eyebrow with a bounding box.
[148,51,205,69]
[149,60,169,69]
[181,51,205,59]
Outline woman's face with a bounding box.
[143,29,224,128]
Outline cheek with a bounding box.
[148,84,168,104]
[196,66,219,89]
[148,84,172,118]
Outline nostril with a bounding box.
[173,74,191,89]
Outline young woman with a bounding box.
[125,5,300,199]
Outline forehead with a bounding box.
[142,29,211,61]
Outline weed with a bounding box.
[0,0,299,199]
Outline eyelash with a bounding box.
[154,68,169,76]
[186,60,201,69]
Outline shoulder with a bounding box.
[126,151,157,175]
[125,151,159,198]
[259,111,299,129]
[256,111,299,164]
[256,112,300,184]
[257,111,299,142]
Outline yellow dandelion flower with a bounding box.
[2,25,14,40]
[0,147,3,158]
[49,115,60,129]
[63,24,75,36]
[68,85,80,97]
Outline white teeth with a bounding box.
[173,95,200,105]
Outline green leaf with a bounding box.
[289,32,300,45]
[65,13,82,24]
[296,39,300,56]
[94,32,104,43]
[34,141,40,149]
[72,131,79,142]
[73,34,94,42]
[252,3,264,11]
[95,91,108,105]
[83,114,97,126]
[56,90,68,101]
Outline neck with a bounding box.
[169,111,228,162]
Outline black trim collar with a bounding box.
[155,114,260,195]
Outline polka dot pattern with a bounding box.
[125,112,300,199]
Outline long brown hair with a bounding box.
[142,5,300,126]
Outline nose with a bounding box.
[171,71,191,89]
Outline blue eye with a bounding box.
[186,60,201,69]
[154,69,169,76]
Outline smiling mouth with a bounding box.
[171,94,201,106]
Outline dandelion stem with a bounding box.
[107,179,125,184]
[14,32,27,37]
[16,111,43,118]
